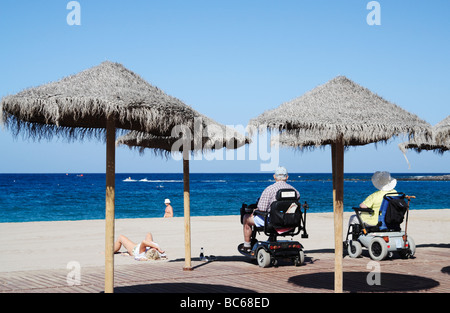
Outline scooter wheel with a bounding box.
[294,250,305,266]
[368,237,388,261]
[347,241,362,258]
[257,248,271,268]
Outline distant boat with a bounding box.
[123,177,137,182]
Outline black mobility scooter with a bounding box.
[238,189,309,268]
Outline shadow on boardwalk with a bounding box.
[114,282,256,293]
[288,271,440,293]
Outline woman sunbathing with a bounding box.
[114,232,166,260]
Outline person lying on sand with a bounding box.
[114,232,167,261]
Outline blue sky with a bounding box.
[0,0,449,173]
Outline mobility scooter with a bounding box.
[345,192,416,261]
[238,188,309,268]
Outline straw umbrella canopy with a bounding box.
[249,76,431,293]
[400,138,450,154]
[117,114,250,155]
[0,61,203,293]
[117,115,250,270]
[399,116,450,164]
[434,115,450,145]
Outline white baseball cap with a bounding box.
[274,166,288,179]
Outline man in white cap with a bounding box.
[349,171,397,227]
[163,199,173,218]
[241,166,300,252]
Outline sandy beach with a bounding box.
[0,209,449,273]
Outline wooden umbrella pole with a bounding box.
[105,117,116,293]
[183,149,192,271]
[332,137,344,293]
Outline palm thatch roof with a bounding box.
[398,138,450,154]
[0,61,197,140]
[399,116,450,154]
[271,130,335,150]
[249,76,432,147]
[434,115,450,145]
[116,114,250,156]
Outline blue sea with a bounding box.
[0,173,449,223]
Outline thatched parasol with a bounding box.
[249,76,431,293]
[117,115,250,270]
[434,115,450,145]
[1,61,197,139]
[399,116,450,166]
[117,114,249,155]
[1,61,201,293]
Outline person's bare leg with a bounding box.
[114,235,136,255]
[243,214,255,244]
[144,232,154,242]
[140,232,165,254]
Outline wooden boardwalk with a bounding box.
[1,246,449,294]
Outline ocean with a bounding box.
[0,173,449,223]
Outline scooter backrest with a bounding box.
[276,189,299,201]
[270,189,302,229]
[379,192,406,230]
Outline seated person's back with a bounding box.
[351,171,397,227]
[241,166,300,251]
[252,167,299,228]
[360,189,397,226]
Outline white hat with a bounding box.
[274,166,288,179]
[371,171,397,191]
[164,199,171,204]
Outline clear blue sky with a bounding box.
[0,0,449,173]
